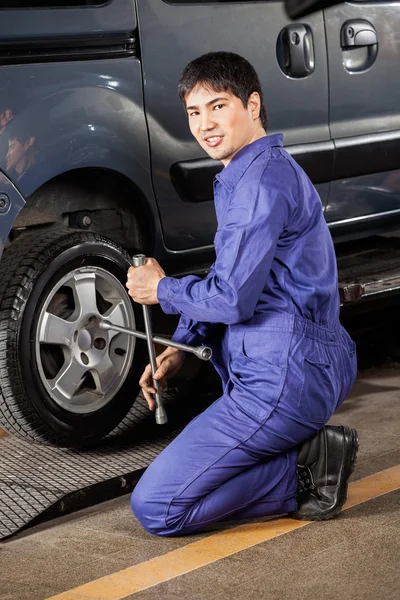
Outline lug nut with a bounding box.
[93,338,106,350]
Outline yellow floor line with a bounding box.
[45,464,400,600]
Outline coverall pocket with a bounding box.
[229,330,290,422]
[298,357,335,425]
[241,329,289,371]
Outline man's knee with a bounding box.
[131,479,163,536]
[130,475,180,537]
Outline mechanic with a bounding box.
[127,52,358,536]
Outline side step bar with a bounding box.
[337,236,400,305]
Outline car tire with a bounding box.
[0,228,147,447]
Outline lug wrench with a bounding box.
[99,321,212,361]
[99,254,212,425]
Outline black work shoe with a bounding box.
[290,425,359,521]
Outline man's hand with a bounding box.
[126,257,166,305]
[139,347,185,411]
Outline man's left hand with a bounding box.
[126,258,166,305]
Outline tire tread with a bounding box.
[0,228,135,445]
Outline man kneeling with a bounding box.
[126,52,358,536]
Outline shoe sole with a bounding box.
[292,427,359,522]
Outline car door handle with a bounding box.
[341,20,378,48]
[277,24,315,78]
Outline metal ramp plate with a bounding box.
[0,380,218,540]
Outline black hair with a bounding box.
[178,51,268,131]
[5,117,36,144]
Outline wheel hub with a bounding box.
[76,328,92,352]
[74,319,109,367]
[36,267,136,414]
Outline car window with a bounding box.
[0,1,110,7]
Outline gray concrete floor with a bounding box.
[1,366,400,600]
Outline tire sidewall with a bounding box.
[18,235,146,445]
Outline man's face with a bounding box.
[6,137,32,172]
[185,84,262,166]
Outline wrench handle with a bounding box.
[132,254,167,425]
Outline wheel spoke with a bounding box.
[38,312,75,345]
[91,355,119,395]
[51,358,87,400]
[71,273,98,317]
[104,300,127,325]
[103,301,133,342]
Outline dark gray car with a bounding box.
[0,0,398,446]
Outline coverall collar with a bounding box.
[215,133,283,192]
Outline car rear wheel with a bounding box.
[0,229,146,447]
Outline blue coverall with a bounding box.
[131,134,357,536]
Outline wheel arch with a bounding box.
[10,167,156,255]
[0,76,162,256]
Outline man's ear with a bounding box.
[248,92,261,122]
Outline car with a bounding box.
[0,0,399,446]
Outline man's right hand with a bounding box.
[139,346,185,411]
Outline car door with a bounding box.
[136,0,332,251]
[323,1,400,238]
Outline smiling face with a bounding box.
[185,84,265,166]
